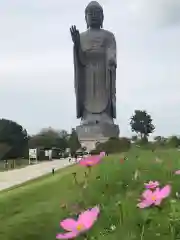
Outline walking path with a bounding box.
[0,159,74,191]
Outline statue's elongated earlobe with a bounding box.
[85,16,89,29]
[87,23,89,29]
[101,14,104,28]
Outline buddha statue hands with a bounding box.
[70,25,80,47]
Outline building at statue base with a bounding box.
[76,122,119,151]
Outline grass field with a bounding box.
[1,148,180,239]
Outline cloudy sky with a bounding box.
[0,0,180,137]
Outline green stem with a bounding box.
[119,202,123,225]
[83,166,92,187]
[87,166,92,176]
[72,173,78,185]
[169,223,175,240]
[140,225,145,240]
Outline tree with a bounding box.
[29,128,68,150]
[68,128,81,156]
[153,136,167,146]
[167,136,180,148]
[0,119,28,159]
[131,135,138,142]
[154,136,162,142]
[130,110,155,139]
[0,143,12,160]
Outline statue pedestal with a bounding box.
[76,123,119,151]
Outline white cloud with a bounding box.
[0,50,72,75]
[123,0,180,29]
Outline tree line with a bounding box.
[0,119,80,160]
[0,110,179,159]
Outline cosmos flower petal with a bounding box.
[56,231,78,239]
[142,189,153,199]
[159,185,171,199]
[144,181,159,189]
[137,200,153,208]
[154,199,162,205]
[60,219,78,231]
[78,206,100,229]
[79,155,101,166]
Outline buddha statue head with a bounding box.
[85,1,104,29]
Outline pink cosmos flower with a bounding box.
[56,206,100,239]
[79,155,101,167]
[144,181,159,189]
[137,185,171,208]
[100,151,106,157]
[175,170,180,175]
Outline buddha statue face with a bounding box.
[85,1,104,29]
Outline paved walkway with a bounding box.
[0,159,74,191]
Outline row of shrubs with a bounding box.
[90,137,131,155]
[89,136,180,155]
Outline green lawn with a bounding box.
[1,149,180,239]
